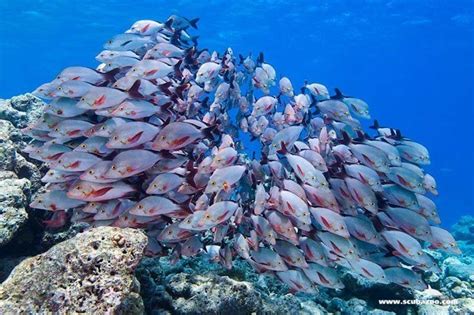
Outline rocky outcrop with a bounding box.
[0,93,44,129]
[0,171,31,247]
[0,226,147,314]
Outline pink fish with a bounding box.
[251,215,277,245]
[303,263,344,289]
[146,173,183,194]
[250,247,288,272]
[80,161,118,183]
[276,270,316,294]
[128,196,182,217]
[67,180,135,201]
[105,150,159,178]
[30,190,86,211]
[106,122,159,149]
[310,207,349,238]
[151,122,205,151]
[273,240,309,268]
[49,151,101,172]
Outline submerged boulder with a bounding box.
[0,226,147,314]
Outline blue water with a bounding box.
[0,1,472,227]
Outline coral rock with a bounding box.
[0,226,147,314]
[0,172,30,247]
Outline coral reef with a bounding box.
[0,226,147,314]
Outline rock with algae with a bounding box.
[0,226,147,314]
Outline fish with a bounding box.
[93,199,135,220]
[384,267,428,290]
[299,237,330,266]
[384,207,432,241]
[80,161,118,183]
[387,166,426,194]
[104,33,153,51]
[348,259,388,284]
[104,150,159,178]
[30,190,86,211]
[251,215,277,245]
[128,196,182,216]
[151,122,205,151]
[286,154,329,189]
[310,207,349,238]
[273,240,309,268]
[48,119,94,139]
[76,86,128,109]
[428,226,461,254]
[381,230,426,264]
[250,247,288,272]
[276,270,317,293]
[343,215,383,246]
[24,15,449,293]
[74,136,113,156]
[204,165,246,193]
[344,177,378,213]
[106,122,159,149]
[49,151,101,172]
[302,263,344,289]
[146,173,183,194]
[45,98,88,118]
[67,180,135,202]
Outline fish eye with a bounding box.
[113,136,118,140]
[153,184,158,188]
[210,181,216,186]
[58,159,63,163]
[138,205,144,209]
[450,243,455,247]
[101,126,106,130]
[107,63,112,67]
[76,186,81,190]
[107,40,112,44]
[119,107,124,111]
[37,199,42,203]
[111,165,117,170]
[88,170,94,175]
[57,86,62,90]
[160,135,166,140]
[167,230,172,235]
[132,68,137,72]
[48,171,54,176]
[205,214,211,219]
[81,97,85,101]
[348,249,354,254]
[81,144,87,148]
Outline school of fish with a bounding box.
[25,15,459,293]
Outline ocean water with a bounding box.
[0,0,473,227]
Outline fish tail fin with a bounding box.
[102,68,120,83]
[257,52,264,66]
[164,19,173,31]
[128,80,143,98]
[189,18,199,29]
[369,119,380,130]
[174,59,183,79]
[158,81,173,96]
[277,141,288,154]
[239,54,245,65]
[332,88,344,100]
[190,36,199,46]
[202,124,217,140]
[341,131,352,145]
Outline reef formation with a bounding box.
[22,15,460,293]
